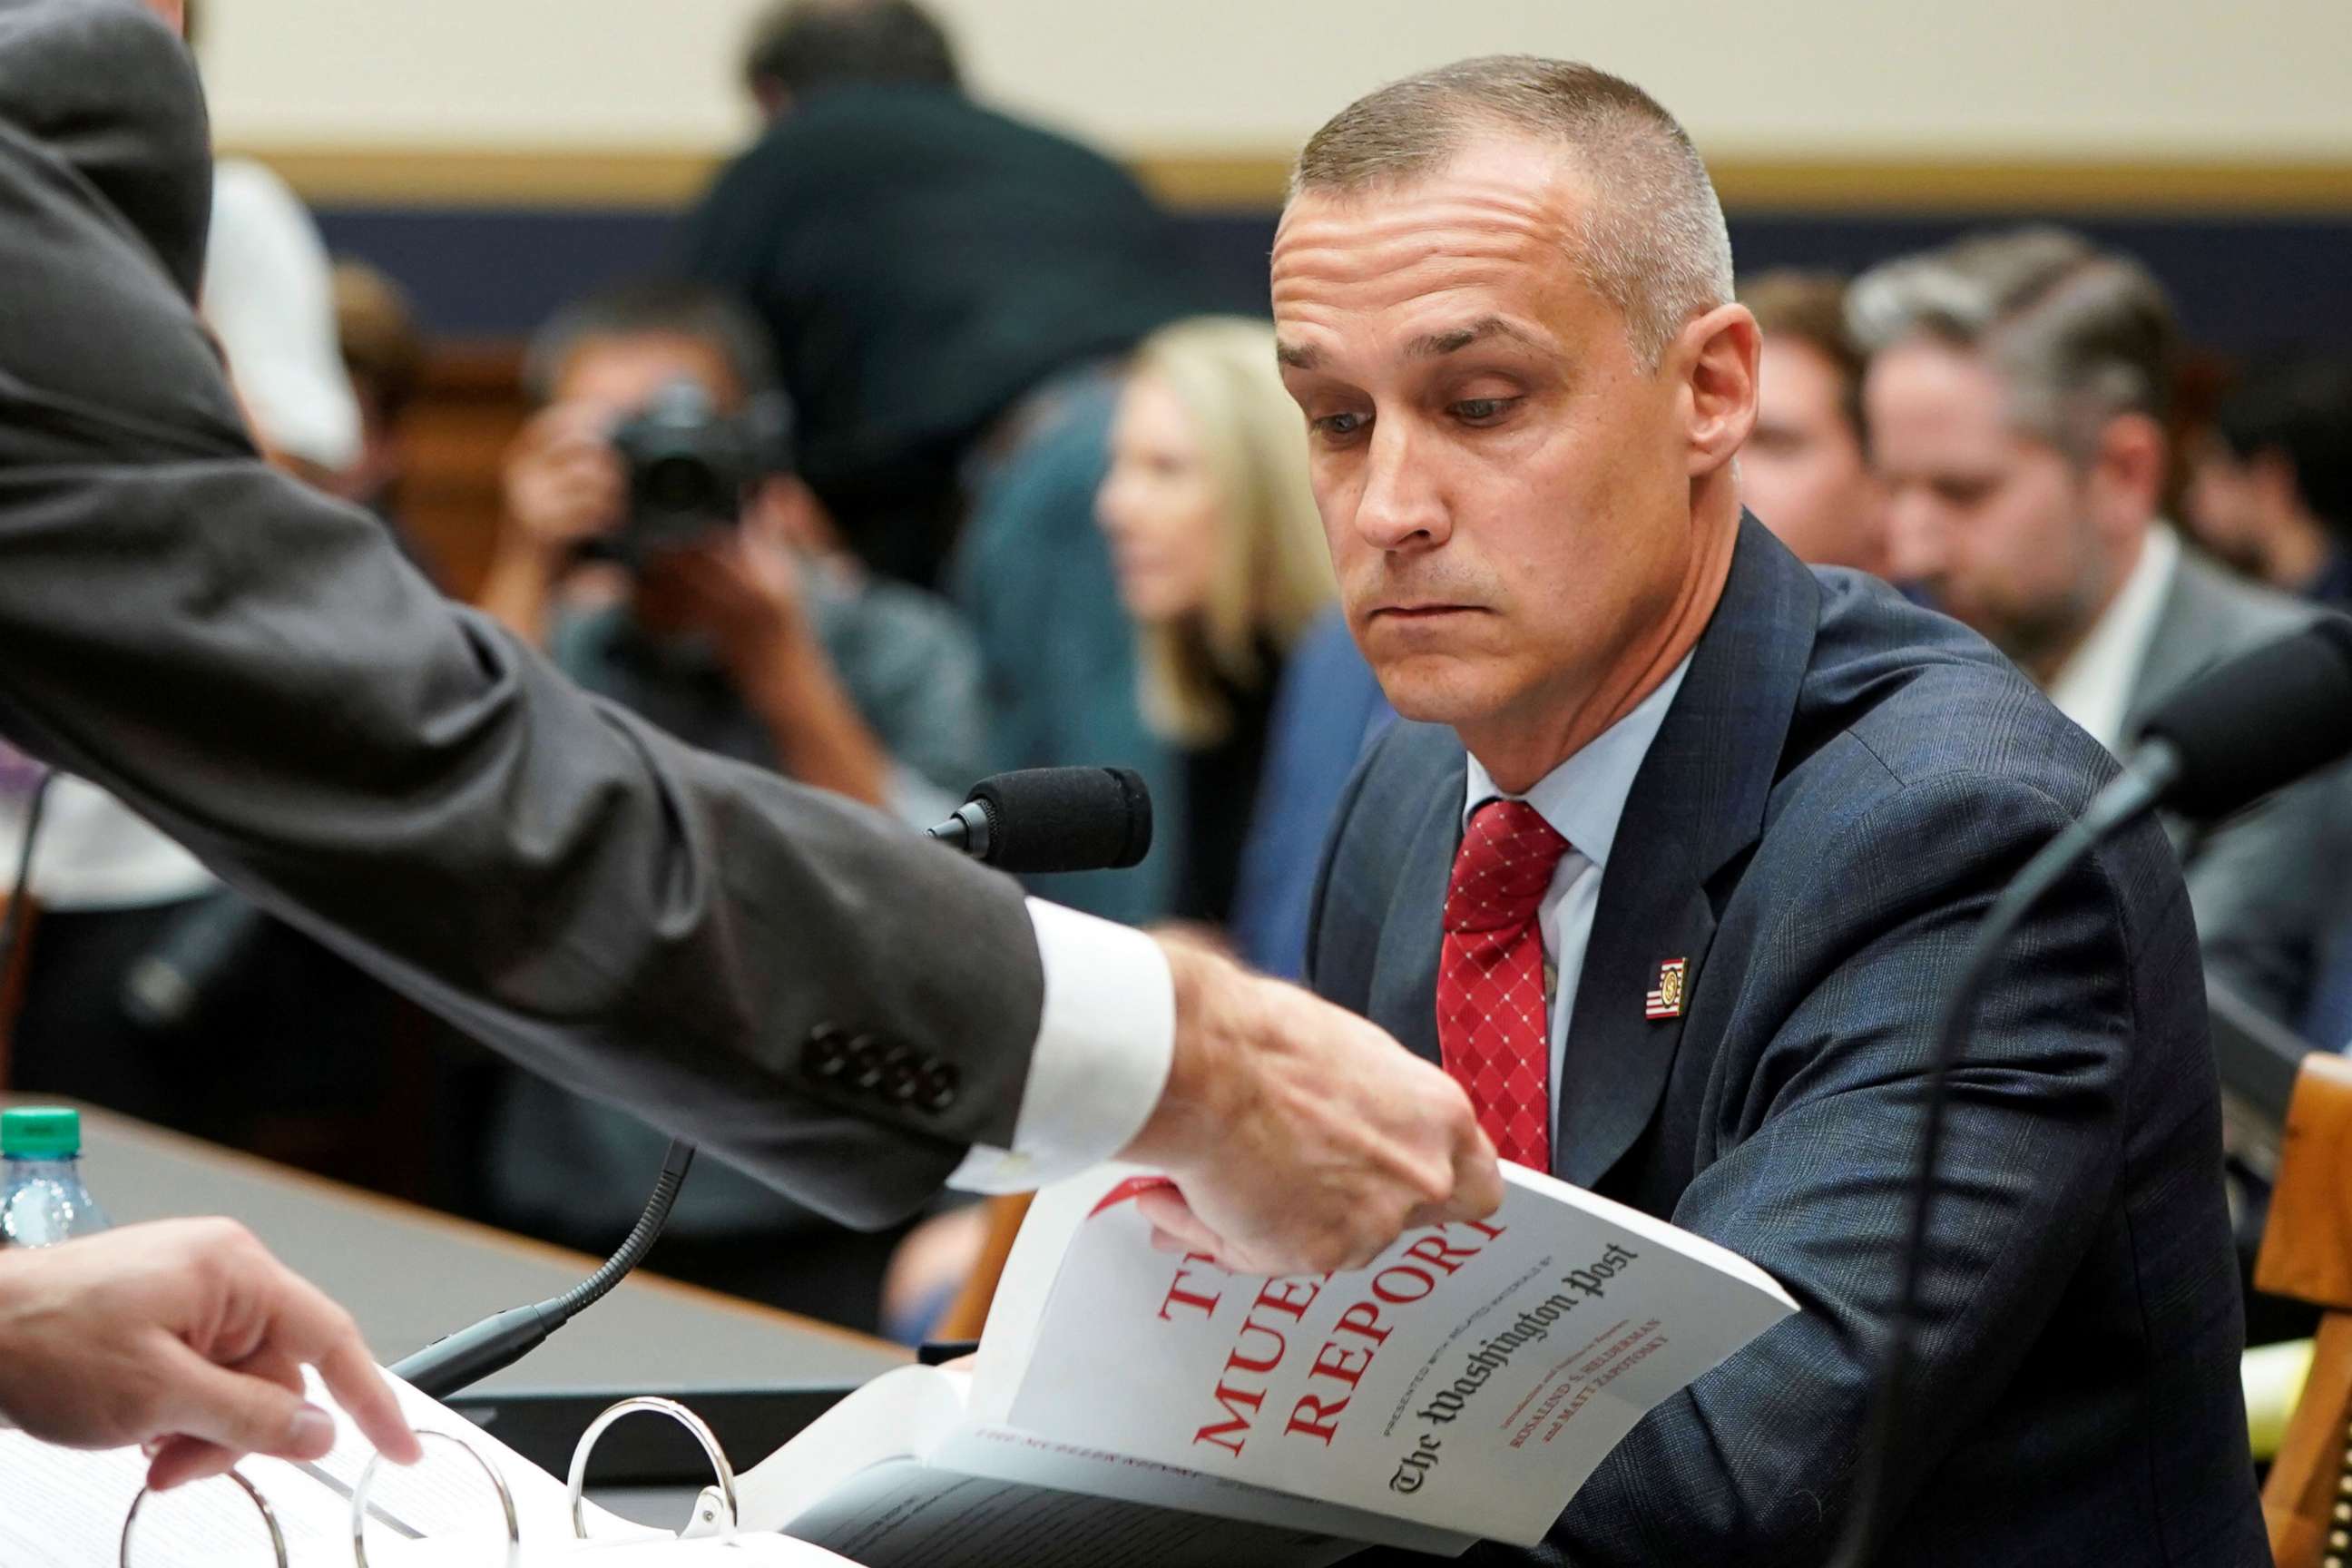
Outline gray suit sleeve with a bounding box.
[0,68,1044,1228]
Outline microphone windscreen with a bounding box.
[965,767,1153,875]
[2137,616,2352,820]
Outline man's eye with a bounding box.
[1316,411,1369,440]
[1451,397,1519,425]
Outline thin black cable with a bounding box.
[0,769,55,985]
[1829,745,2176,1565]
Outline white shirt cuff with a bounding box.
[946,898,1174,1193]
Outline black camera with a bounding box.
[603,380,792,560]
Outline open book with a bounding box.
[0,1164,1793,1566]
[728,1162,1798,1565]
[0,1369,844,1566]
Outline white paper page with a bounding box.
[330,1369,659,1546]
[0,1429,455,1568]
[0,1437,173,1568]
[0,1367,665,1566]
[1002,1163,1798,1547]
[730,1362,968,1534]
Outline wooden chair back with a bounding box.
[2255,1052,2352,1566]
[933,1193,1033,1343]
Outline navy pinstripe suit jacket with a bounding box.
[1311,517,2266,1566]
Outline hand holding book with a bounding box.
[1122,939,1504,1277]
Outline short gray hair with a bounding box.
[1847,226,2178,459]
[1289,56,1734,369]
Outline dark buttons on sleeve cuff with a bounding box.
[847,1034,885,1093]
[802,1024,849,1081]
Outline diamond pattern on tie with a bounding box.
[1437,799,1570,1171]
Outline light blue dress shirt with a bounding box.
[1461,654,1693,1146]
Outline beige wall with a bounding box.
[200,0,2351,161]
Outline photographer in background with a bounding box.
[478,279,985,823]
[2185,357,2352,612]
[475,279,986,1325]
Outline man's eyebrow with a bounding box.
[1274,339,1323,371]
[1406,316,1544,358]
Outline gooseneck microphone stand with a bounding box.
[394,1140,697,1398]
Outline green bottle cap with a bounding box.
[1,1107,81,1159]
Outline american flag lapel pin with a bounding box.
[1644,958,1688,1021]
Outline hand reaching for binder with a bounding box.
[0,1218,422,1491]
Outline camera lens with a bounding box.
[639,453,726,519]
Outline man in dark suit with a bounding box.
[691,0,1223,927]
[1855,227,2352,1034]
[0,0,1499,1472]
[1275,58,2263,1563]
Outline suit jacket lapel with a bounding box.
[1553,516,1819,1188]
[2120,551,2204,740]
[1367,754,1465,1071]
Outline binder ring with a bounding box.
[564,1396,739,1539]
[351,1428,520,1568]
[121,1470,288,1568]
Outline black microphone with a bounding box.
[926,767,1153,874]
[2129,615,2352,820]
[1836,614,2352,1565]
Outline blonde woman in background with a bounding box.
[880,318,1341,1343]
[1096,316,1337,927]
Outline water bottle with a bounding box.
[0,1106,112,1247]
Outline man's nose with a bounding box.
[1353,421,1450,553]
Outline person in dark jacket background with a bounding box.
[685,0,1222,923]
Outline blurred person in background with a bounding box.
[1225,605,1394,980]
[1095,318,1338,931]
[1737,270,1891,577]
[475,279,986,1325]
[326,259,432,571]
[2192,361,2352,1050]
[687,0,1217,926]
[2186,358,2352,610]
[883,319,1341,1338]
[1855,226,2352,1034]
[183,0,363,488]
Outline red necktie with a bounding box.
[1438,799,1571,1170]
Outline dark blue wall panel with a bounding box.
[318,203,2352,358]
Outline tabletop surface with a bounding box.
[12,1100,909,1396]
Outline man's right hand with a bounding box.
[1121,938,1503,1276]
[0,1219,421,1491]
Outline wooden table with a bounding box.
[4,1100,908,1518]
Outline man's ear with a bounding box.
[1678,303,1760,478]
